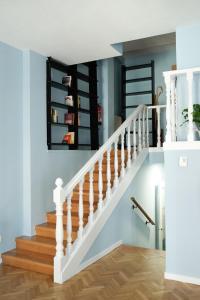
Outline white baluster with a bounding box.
[133,120,137,160]
[78,179,84,241]
[98,157,103,211]
[164,74,172,143]
[138,113,142,152]
[106,148,111,202]
[66,192,72,256]
[114,141,119,189]
[89,168,94,225]
[127,125,131,168]
[142,109,146,148]
[156,106,161,148]
[171,78,176,141]
[186,71,194,141]
[120,131,125,178]
[53,178,65,259]
[146,108,149,147]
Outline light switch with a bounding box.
[179,156,188,167]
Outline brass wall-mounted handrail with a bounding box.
[130,197,155,225]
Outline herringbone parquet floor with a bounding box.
[1,245,200,300]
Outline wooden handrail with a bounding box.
[130,197,155,225]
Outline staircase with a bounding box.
[2,151,128,275]
[2,104,165,283]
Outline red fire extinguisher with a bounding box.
[97,104,103,124]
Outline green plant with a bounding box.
[182,104,200,130]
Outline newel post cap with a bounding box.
[54,177,65,204]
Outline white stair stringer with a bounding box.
[57,148,148,283]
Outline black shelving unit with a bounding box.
[121,61,156,146]
[46,57,99,150]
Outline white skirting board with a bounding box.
[165,272,200,285]
[79,240,122,272]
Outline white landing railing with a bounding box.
[148,105,166,148]
[53,104,166,283]
[163,67,200,144]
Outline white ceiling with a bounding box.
[0,0,200,64]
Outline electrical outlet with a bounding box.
[179,156,188,167]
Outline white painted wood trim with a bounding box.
[148,147,163,153]
[165,272,200,285]
[163,66,200,77]
[163,141,200,150]
[79,240,122,272]
[0,255,2,264]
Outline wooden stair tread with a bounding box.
[16,235,56,246]
[2,249,53,275]
[35,223,77,240]
[16,235,57,256]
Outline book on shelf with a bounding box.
[64,113,74,125]
[51,108,58,123]
[64,113,80,125]
[62,132,75,144]
[77,96,81,108]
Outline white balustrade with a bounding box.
[142,109,146,148]
[106,148,111,201]
[120,131,125,178]
[164,74,172,143]
[53,178,65,259]
[127,126,131,168]
[98,157,103,211]
[186,71,194,141]
[170,78,176,141]
[78,179,84,241]
[156,106,161,148]
[148,105,166,148]
[133,120,137,160]
[138,114,142,152]
[66,192,72,256]
[146,109,149,147]
[114,141,119,189]
[88,168,94,225]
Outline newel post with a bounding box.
[53,177,65,284]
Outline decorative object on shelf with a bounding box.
[62,132,75,144]
[97,104,103,124]
[51,108,58,123]
[65,95,73,107]
[64,113,74,125]
[154,86,163,106]
[181,104,200,139]
[77,96,81,108]
[62,75,72,87]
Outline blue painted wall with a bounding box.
[176,24,200,69]
[165,149,200,278]
[82,152,164,263]
[0,42,23,252]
